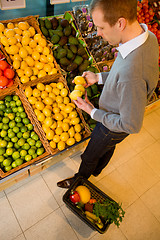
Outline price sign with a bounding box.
[0,0,26,10]
[50,0,70,4]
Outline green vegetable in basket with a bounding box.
[93,199,125,227]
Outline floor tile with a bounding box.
[41,157,78,207]
[120,198,160,240]
[140,141,160,177]
[141,181,160,222]
[91,224,127,240]
[6,175,59,231]
[95,169,138,210]
[143,112,160,140]
[0,195,22,240]
[61,204,97,240]
[0,190,5,199]
[126,127,156,153]
[24,208,78,240]
[117,154,159,196]
[13,234,26,240]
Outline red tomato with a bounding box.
[6,79,14,88]
[4,68,15,79]
[0,76,8,87]
[69,190,81,204]
[0,69,3,76]
[0,60,9,71]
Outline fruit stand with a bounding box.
[0,0,160,189]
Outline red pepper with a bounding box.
[69,190,81,204]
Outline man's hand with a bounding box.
[73,92,95,115]
[82,71,99,88]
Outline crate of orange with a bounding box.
[0,15,61,87]
[0,88,50,178]
[20,74,91,155]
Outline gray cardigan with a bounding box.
[93,31,159,134]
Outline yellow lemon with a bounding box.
[41,91,48,99]
[32,67,39,76]
[57,120,63,127]
[31,76,37,81]
[35,61,44,70]
[28,96,37,105]
[8,36,17,45]
[38,70,46,78]
[28,27,35,36]
[63,97,70,104]
[37,113,45,122]
[16,42,22,48]
[0,23,5,32]
[75,84,85,94]
[35,101,45,110]
[68,127,75,138]
[19,47,28,58]
[43,107,52,117]
[34,109,41,116]
[75,185,91,204]
[52,87,60,96]
[44,97,53,105]
[64,105,73,114]
[53,107,60,114]
[61,122,69,132]
[69,111,78,119]
[18,22,29,30]
[37,82,45,91]
[54,113,63,121]
[57,141,66,151]
[5,29,15,38]
[70,117,80,125]
[47,54,54,62]
[21,35,30,46]
[52,102,58,108]
[14,27,22,35]
[74,132,82,142]
[17,69,24,77]
[60,132,69,142]
[13,60,21,69]
[58,103,65,111]
[38,38,47,47]
[25,56,35,67]
[22,30,31,37]
[9,45,19,55]
[43,46,50,55]
[32,88,41,97]
[45,84,52,92]
[56,96,63,104]
[66,138,75,146]
[25,46,33,55]
[29,39,37,48]
[48,68,58,75]
[70,90,82,100]
[74,76,86,85]
[43,64,51,73]
[50,141,56,149]
[53,135,60,143]
[25,86,32,98]
[40,54,48,63]
[36,44,43,53]
[34,33,41,42]
[42,124,50,133]
[50,82,57,88]
[60,88,68,97]
[50,121,57,130]
[24,67,33,77]
[14,34,22,42]
[21,75,29,83]
[20,60,28,70]
[7,22,14,29]
[46,130,54,140]
[1,36,9,47]
[44,117,53,127]
[55,127,63,135]
[32,51,40,61]
[13,54,22,61]
[57,82,64,89]
[48,62,55,68]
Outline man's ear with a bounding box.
[117,18,127,31]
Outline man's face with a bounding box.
[92,8,121,45]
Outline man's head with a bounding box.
[90,0,138,45]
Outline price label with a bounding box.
[0,0,26,10]
[50,0,70,4]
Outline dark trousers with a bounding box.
[75,122,129,179]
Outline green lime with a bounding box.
[5,102,10,108]
[11,136,18,143]
[20,126,27,133]
[17,138,25,146]
[12,161,17,168]
[7,113,15,120]
[0,155,4,162]
[2,117,9,124]
[5,95,12,101]
[7,142,14,148]
[15,158,23,166]
[15,116,21,123]
[12,151,20,160]
[37,147,44,155]
[6,148,14,156]
[32,153,37,159]
[26,123,33,131]
[25,155,32,161]
[28,148,35,155]
[0,140,7,148]
[8,131,15,138]
[5,108,12,113]
[8,128,13,133]
[0,123,3,129]
[13,95,19,101]
[17,122,23,128]
[14,142,20,149]
[16,112,21,117]
[2,124,9,130]
[17,132,23,138]
[4,136,10,142]
[13,126,20,133]
[10,101,16,108]
[18,106,24,112]
[4,165,12,171]
[35,140,42,148]
[20,112,26,118]
[27,138,32,143]
[0,100,4,104]
[3,158,12,167]
[31,133,39,141]
[1,130,7,138]
[22,143,30,150]
[0,110,4,116]
[20,149,27,157]
[9,120,16,128]
[12,107,18,113]
[16,100,22,106]
[22,118,30,125]
[0,104,5,111]
[23,131,30,139]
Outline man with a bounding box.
[57,0,159,188]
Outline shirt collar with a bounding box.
[116,23,149,59]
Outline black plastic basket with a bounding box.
[63,176,117,234]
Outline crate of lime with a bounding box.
[0,88,49,178]
[63,176,125,234]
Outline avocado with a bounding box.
[87,66,99,73]
[71,26,77,37]
[52,29,63,37]
[67,49,74,59]
[69,44,77,54]
[77,46,86,56]
[56,25,63,31]
[67,62,78,72]
[60,19,69,28]
[51,17,58,29]
[79,60,90,73]
[73,55,83,65]
[41,27,49,37]
[59,57,70,66]
[64,25,71,36]
[58,36,68,46]
[57,48,67,59]
[45,18,52,29]
[48,29,54,37]
[91,84,98,95]
[51,34,60,44]
[86,87,92,98]
[68,36,79,45]
[39,19,45,28]
[82,54,89,60]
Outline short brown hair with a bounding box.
[90,0,137,26]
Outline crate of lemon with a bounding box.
[23,77,90,155]
[0,16,60,85]
[0,88,49,178]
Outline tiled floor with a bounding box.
[1,107,160,240]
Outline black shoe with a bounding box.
[92,173,99,177]
[57,177,75,189]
